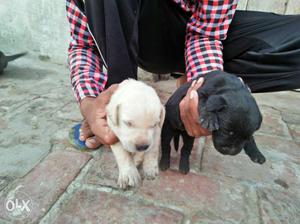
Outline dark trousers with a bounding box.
[88,0,300,92]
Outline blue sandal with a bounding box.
[69,123,88,150]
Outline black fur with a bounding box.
[159,71,266,174]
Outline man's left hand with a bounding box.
[179,77,211,137]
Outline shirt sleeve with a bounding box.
[66,0,108,103]
[185,0,238,81]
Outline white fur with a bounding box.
[107,79,165,189]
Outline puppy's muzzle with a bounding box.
[217,146,242,156]
[136,144,149,151]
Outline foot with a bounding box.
[79,120,102,149]
[143,163,159,180]
[159,156,170,171]
[118,166,141,189]
[179,157,190,174]
[249,152,266,164]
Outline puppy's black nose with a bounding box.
[136,144,149,151]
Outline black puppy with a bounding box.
[159,71,266,174]
[0,51,26,74]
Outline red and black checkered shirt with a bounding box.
[66,0,238,102]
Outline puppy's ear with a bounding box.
[159,105,166,128]
[109,104,121,126]
[206,95,226,112]
[199,95,226,131]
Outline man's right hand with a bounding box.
[79,84,119,149]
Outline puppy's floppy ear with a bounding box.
[206,95,227,112]
[159,105,166,128]
[109,104,121,126]
[199,95,226,131]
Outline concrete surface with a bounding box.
[0,0,300,223]
[0,58,299,223]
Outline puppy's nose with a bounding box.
[136,144,149,151]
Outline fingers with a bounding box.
[85,136,102,149]
[80,119,118,148]
[190,77,204,92]
[79,120,93,141]
[180,77,210,137]
[91,118,118,145]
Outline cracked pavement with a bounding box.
[0,57,299,223]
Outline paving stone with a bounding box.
[0,176,13,192]
[0,151,91,223]
[84,149,119,189]
[86,148,237,217]
[201,136,300,187]
[0,145,50,178]
[257,187,300,224]
[246,0,288,13]
[254,91,300,114]
[258,106,291,139]
[254,134,300,159]
[84,139,205,188]
[190,212,238,224]
[287,124,300,143]
[137,170,254,221]
[286,0,300,14]
[282,112,300,125]
[50,190,184,224]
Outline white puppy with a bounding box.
[106,79,165,189]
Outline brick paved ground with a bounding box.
[0,58,299,223]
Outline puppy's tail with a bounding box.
[173,132,180,152]
[5,52,27,62]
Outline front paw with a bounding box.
[118,166,141,189]
[159,156,170,171]
[250,153,266,164]
[143,164,159,180]
[179,157,190,174]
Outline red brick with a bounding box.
[0,151,91,223]
[51,190,184,224]
[137,170,249,221]
[201,136,300,187]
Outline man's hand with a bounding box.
[79,84,119,149]
[179,77,211,137]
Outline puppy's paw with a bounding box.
[118,166,141,189]
[251,153,266,164]
[179,158,190,174]
[159,157,170,171]
[143,164,159,180]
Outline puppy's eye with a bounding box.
[223,129,234,136]
[124,121,133,127]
